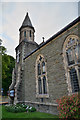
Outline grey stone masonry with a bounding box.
[9,13,38,104]
[24,22,80,114]
[9,14,80,115]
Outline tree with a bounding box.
[2,46,15,96]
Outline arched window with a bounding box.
[63,35,80,94]
[36,54,49,98]
[30,30,31,37]
[24,31,26,37]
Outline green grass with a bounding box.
[0,105,2,120]
[2,105,58,118]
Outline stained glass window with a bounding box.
[66,48,74,65]
[38,77,42,94]
[36,55,48,95]
[43,76,47,94]
[38,63,41,75]
[74,45,78,61]
[24,31,26,37]
[30,30,31,37]
[78,44,80,62]
[64,35,80,93]
[70,68,79,92]
[42,61,45,74]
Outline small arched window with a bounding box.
[63,35,80,94]
[36,54,49,98]
[24,31,26,37]
[30,30,31,37]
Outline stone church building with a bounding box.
[9,13,80,114]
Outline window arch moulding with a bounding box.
[35,54,49,98]
[63,35,80,95]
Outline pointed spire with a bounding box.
[19,12,35,31]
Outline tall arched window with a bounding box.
[36,54,49,98]
[63,35,80,94]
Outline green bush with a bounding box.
[5,104,36,113]
[5,105,26,113]
[28,107,36,112]
[56,92,80,118]
[16,103,27,108]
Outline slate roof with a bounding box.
[24,16,80,60]
[19,12,35,31]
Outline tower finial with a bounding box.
[27,12,28,15]
[19,12,35,32]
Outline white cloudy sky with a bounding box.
[0,0,80,58]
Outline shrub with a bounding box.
[28,107,36,112]
[5,104,36,113]
[5,105,26,113]
[16,103,27,108]
[56,92,80,119]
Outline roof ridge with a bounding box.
[24,16,80,60]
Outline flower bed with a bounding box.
[5,103,36,113]
[56,92,80,118]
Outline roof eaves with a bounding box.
[24,16,80,60]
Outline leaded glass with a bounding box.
[30,30,31,37]
[38,63,41,75]
[43,76,47,94]
[68,38,75,46]
[36,55,48,95]
[38,77,42,94]
[79,67,80,76]
[74,45,78,61]
[42,61,45,74]
[66,48,74,65]
[78,44,80,62]
[70,68,79,93]
[24,31,26,37]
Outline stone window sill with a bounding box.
[36,94,49,98]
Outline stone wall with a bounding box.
[23,22,79,114]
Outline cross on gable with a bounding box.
[17,50,20,63]
[42,37,45,42]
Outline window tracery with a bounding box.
[36,54,49,98]
[63,35,80,94]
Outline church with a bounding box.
[9,13,80,115]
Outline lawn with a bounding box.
[2,105,58,119]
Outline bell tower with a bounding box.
[15,12,38,65]
[19,12,35,43]
[9,12,38,104]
